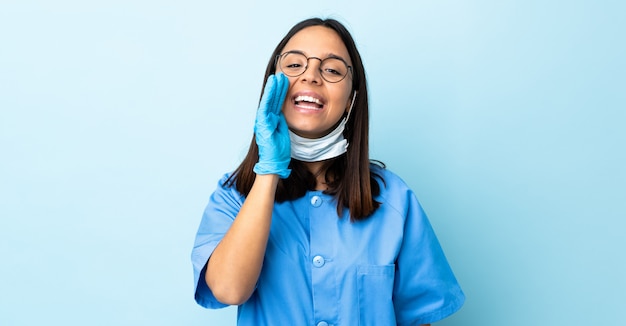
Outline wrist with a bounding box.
[253,173,280,191]
[253,162,291,179]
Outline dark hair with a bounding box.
[225,17,383,221]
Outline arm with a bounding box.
[204,73,291,305]
[205,174,278,304]
[392,182,465,324]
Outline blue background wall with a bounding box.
[1,1,624,325]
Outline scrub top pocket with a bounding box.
[357,264,396,325]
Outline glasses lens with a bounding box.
[279,52,307,77]
[320,58,349,83]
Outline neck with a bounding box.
[303,161,329,191]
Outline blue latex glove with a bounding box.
[253,73,291,178]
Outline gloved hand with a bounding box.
[253,73,291,178]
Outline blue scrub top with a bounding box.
[192,165,465,325]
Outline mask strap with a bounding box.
[345,91,357,122]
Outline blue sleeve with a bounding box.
[392,183,465,325]
[191,174,244,309]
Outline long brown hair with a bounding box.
[225,18,384,221]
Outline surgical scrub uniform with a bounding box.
[192,165,465,325]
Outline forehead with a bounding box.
[282,26,351,64]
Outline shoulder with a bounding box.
[369,163,423,215]
[370,163,413,195]
[208,172,246,207]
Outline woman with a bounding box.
[192,18,465,325]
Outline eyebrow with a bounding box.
[286,50,351,65]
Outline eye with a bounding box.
[280,52,307,73]
[321,58,347,77]
[323,68,342,76]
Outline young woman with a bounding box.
[192,18,465,326]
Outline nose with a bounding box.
[300,57,323,84]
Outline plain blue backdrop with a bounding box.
[1,1,624,325]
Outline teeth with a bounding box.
[295,95,323,105]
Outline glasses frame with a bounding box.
[276,51,353,83]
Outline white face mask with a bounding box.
[289,92,357,162]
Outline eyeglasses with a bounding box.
[276,51,352,83]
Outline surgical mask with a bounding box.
[289,92,356,162]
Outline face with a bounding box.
[278,26,353,139]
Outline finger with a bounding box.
[259,74,276,115]
[276,113,291,155]
[265,73,286,115]
[276,111,289,134]
[273,73,289,114]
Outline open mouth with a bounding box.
[294,95,324,110]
